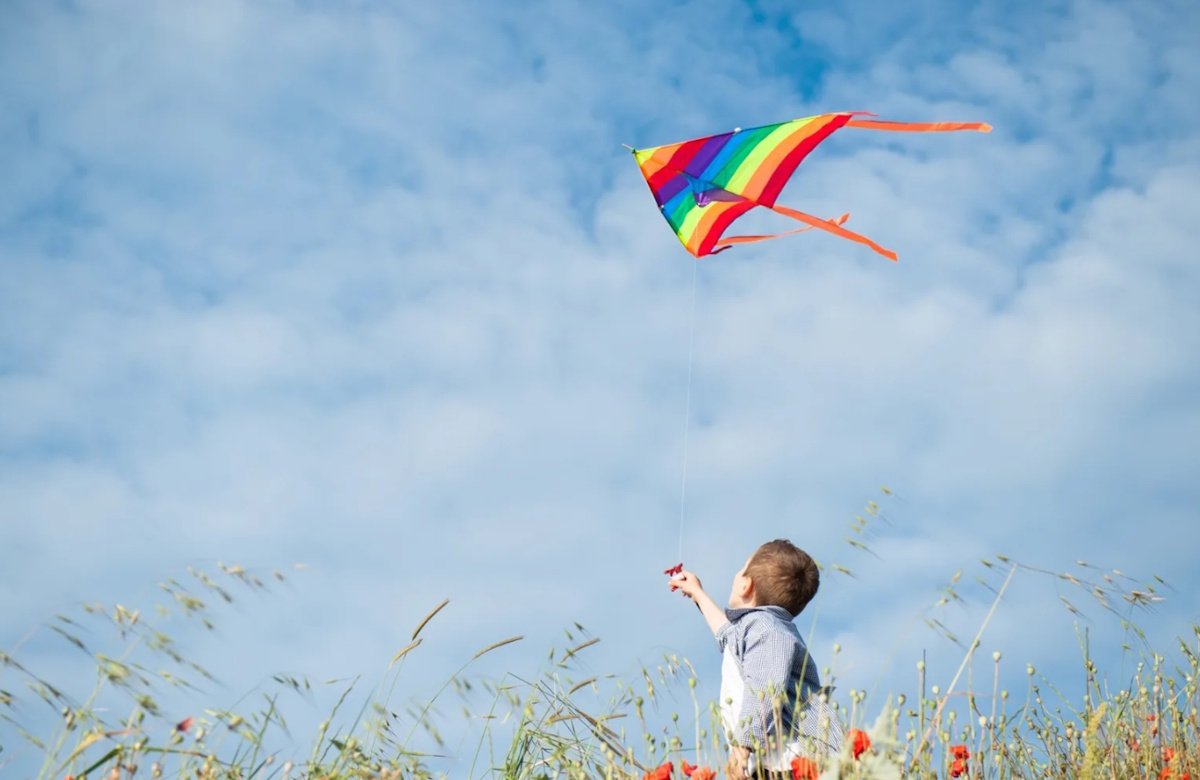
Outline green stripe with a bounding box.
[725,119,814,194]
[709,125,779,187]
[667,194,697,232]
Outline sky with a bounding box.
[2,0,1199,774]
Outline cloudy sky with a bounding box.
[2,0,1198,773]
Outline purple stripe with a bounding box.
[684,133,733,177]
[654,174,689,206]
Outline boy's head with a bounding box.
[727,539,819,617]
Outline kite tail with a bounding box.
[712,213,851,253]
[768,204,899,261]
[845,118,993,134]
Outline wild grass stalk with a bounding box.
[3,494,1195,778]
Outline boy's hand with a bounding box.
[725,745,751,779]
[670,569,704,600]
[669,569,730,636]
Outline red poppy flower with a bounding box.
[1163,747,1176,762]
[689,768,715,780]
[849,728,871,759]
[644,761,673,780]
[1160,769,1191,780]
[175,716,194,733]
[950,744,970,761]
[791,757,819,780]
[664,563,683,576]
[950,757,969,777]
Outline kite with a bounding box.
[630,112,991,261]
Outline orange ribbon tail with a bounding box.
[713,213,851,252]
[767,204,898,261]
[845,119,992,133]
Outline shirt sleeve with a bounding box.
[731,616,796,746]
[715,618,737,653]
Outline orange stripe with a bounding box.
[685,199,747,255]
[738,122,824,202]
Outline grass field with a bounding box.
[3,500,1195,779]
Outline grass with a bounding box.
[2,495,1196,779]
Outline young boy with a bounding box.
[671,539,843,779]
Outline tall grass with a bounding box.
[2,498,1195,779]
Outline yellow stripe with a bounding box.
[676,200,705,248]
[724,117,819,196]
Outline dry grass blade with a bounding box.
[561,638,600,663]
[411,598,450,641]
[389,638,423,668]
[472,635,524,660]
[568,677,597,695]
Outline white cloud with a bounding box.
[2,0,1198,772]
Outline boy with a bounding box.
[671,539,843,779]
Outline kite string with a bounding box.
[677,259,698,563]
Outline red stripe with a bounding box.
[757,114,851,206]
[642,136,711,195]
[695,200,755,256]
[645,164,679,194]
[657,137,711,184]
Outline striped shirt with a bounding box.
[716,606,843,772]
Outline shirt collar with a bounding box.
[725,605,793,621]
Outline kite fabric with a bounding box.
[630,112,991,261]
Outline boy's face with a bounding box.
[727,556,755,609]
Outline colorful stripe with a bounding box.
[634,114,850,256]
[631,112,990,258]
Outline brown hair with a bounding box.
[746,539,819,617]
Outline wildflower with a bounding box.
[175,716,194,733]
[664,563,683,577]
[681,760,715,778]
[644,761,673,780]
[791,757,819,780]
[948,745,970,778]
[848,728,870,759]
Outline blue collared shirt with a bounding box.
[716,605,842,760]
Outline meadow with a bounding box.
[3,496,1195,780]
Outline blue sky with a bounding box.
[2,0,1199,773]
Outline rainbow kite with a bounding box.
[630,112,990,260]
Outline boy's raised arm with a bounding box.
[670,570,729,636]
